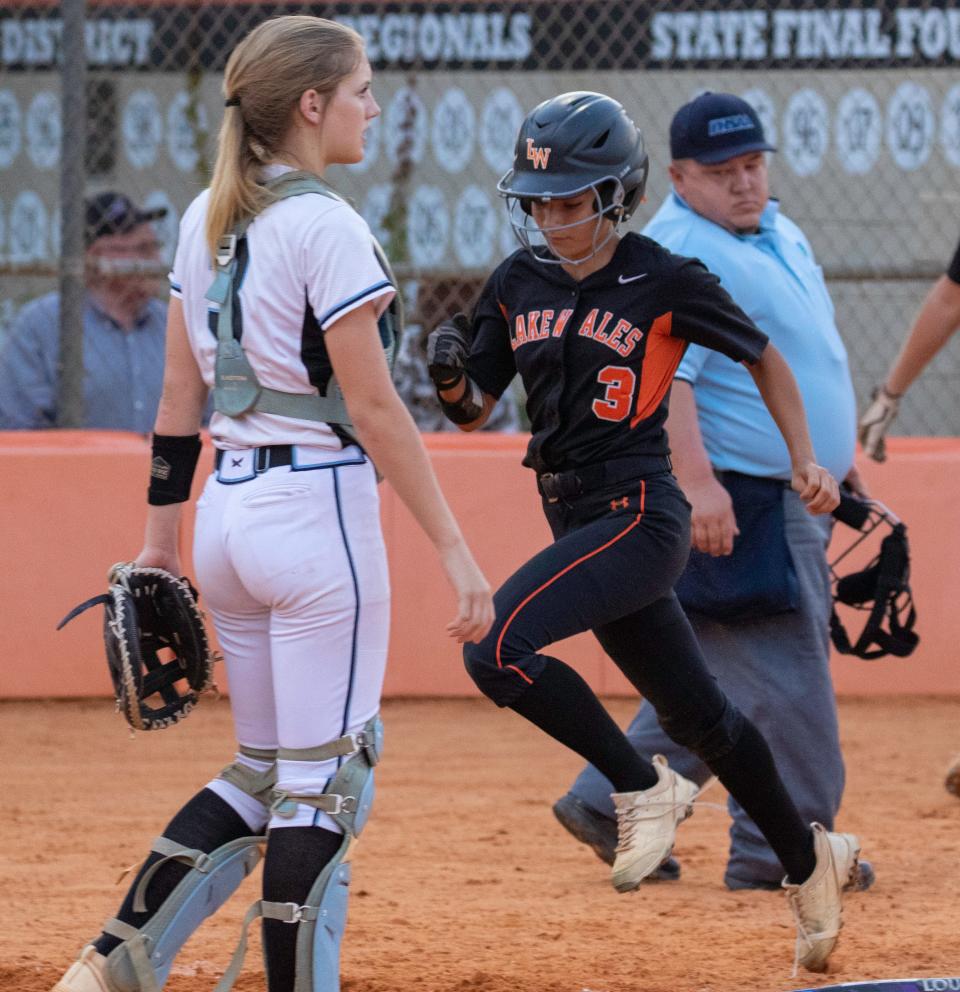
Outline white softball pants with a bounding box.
[192,445,390,833]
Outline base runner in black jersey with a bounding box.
[429,91,860,974]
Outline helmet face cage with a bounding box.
[500,177,628,266]
[497,91,649,266]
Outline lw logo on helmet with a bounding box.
[526,138,551,169]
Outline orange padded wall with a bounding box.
[1,432,957,699]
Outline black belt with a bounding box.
[715,469,789,489]
[215,445,294,472]
[537,455,673,503]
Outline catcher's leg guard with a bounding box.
[214,715,382,992]
[99,835,265,992]
[260,834,352,992]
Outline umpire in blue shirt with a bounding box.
[0,192,168,432]
[555,92,873,891]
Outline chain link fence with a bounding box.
[1,0,959,433]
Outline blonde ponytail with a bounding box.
[204,16,363,261]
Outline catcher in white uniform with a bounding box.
[52,16,492,992]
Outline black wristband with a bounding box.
[148,434,203,505]
[439,377,484,425]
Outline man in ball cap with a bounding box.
[0,192,168,430]
[555,92,874,894]
[84,190,168,246]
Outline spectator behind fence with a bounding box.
[0,191,168,432]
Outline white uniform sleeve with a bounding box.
[302,204,395,330]
[168,263,184,299]
[169,193,207,300]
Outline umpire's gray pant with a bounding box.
[567,488,845,888]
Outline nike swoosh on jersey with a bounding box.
[618,272,648,283]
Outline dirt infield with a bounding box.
[3,695,959,992]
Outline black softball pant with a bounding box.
[463,471,816,881]
[465,472,741,760]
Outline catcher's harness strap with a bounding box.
[206,170,401,426]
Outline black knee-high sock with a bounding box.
[261,825,345,992]
[707,719,816,884]
[509,658,658,793]
[93,788,255,956]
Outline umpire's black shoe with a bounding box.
[945,754,960,796]
[725,859,876,893]
[552,793,680,881]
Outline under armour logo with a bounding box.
[150,456,171,481]
[610,497,629,510]
[231,457,243,468]
[526,138,552,170]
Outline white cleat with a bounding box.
[51,946,114,992]
[783,822,860,974]
[610,754,698,893]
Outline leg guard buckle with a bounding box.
[212,840,352,992]
[271,715,382,835]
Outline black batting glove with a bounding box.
[427,312,472,389]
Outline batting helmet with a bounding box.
[497,92,649,261]
[829,492,919,660]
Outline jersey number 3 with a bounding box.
[592,365,637,422]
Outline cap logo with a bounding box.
[707,113,754,137]
[526,137,552,170]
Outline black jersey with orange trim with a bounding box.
[465,232,769,475]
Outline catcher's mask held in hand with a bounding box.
[57,563,218,730]
[829,493,919,660]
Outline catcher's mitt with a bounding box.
[58,563,218,730]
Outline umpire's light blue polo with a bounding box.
[644,191,855,482]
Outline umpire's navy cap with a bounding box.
[85,191,167,246]
[670,92,776,164]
